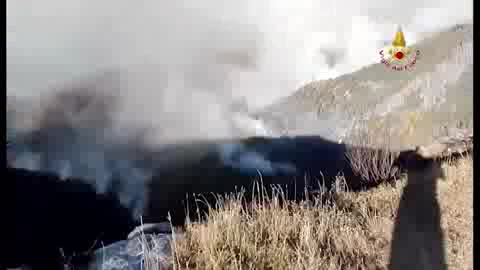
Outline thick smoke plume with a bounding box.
[7,0,472,107]
[7,0,472,218]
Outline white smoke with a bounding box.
[218,143,297,175]
[7,0,472,107]
[6,0,472,216]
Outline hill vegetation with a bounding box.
[143,154,472,270]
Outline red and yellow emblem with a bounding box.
[379,25,420,71]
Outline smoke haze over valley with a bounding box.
[7,0,473,219]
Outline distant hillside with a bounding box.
[257,23,473,148]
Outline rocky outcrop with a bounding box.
[87,235,173,270]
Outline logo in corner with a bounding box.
[379,25,420,71]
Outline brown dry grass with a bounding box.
[345,125,400,184]
[142,155,472,270]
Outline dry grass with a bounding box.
[141,155,472,270]
[345,125,400,184]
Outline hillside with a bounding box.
[257,23,473,148]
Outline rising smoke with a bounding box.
[6,0,472,217]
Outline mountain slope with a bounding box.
[258,23,473,148]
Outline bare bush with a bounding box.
[345,125,400,183]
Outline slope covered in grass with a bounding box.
[151,156,472,270]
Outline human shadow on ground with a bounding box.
[389,147,448,270]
